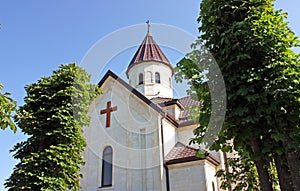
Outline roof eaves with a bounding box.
[165,155,203,165]
[165,113,179,127]
[159,99,184,109]
[206,153,221,166]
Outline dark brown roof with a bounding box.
[165,142,220,166]
[126,32,174,76]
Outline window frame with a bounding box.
[138,73,144,85]
[101,146,113,187]
[155,72,160,84]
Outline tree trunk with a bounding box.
[253,158,274,191]
[286,150,300,191]
[251,139,274,191]
[274,155,294,191]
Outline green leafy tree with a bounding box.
[5,64,100,190]
[216,152,260,191]
[175,0,300,190]
[0,83,17,132]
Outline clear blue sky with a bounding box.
[0,0,299,190]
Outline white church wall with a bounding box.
[203,162,219,191]
[173,104,181,120]
[80,148,101,191]
[165,104,181,120]
[168,161,207,191]
[162,119,176,156]
[176,124,198,148]
[81,76,166,191]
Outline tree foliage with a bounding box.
[175,0,300,190]
[0,83,17,132]
[5,64,100,190]
[216,152,260,191]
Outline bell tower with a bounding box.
[126,22,174,99]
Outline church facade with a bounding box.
[80,27,226,191]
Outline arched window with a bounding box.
[102,146,113,187]
[155,72,160,83]
[138,73,144,85]
[169,77,172,87]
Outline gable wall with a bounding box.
[81,76,166,191]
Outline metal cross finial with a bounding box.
[146,20,150,33]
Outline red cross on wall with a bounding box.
[100,101,118,128]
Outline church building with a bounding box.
[80,24,226,191]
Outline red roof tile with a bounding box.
[165,142,220,166]
[178,96,202,108]
[126,32,173,76]
[178,96,202,125]
[165,142,199,161]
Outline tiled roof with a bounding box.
[178,96,202,108]
[150,96,202,127]
[126,32,173,76]
[165,142,220,166]
[178,96,202,124]
[165,142,199,162]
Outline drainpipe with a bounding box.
[164,163,170,191]
[159,114,170,191]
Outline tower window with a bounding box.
[155,72,160,83]
[102,146,113,187]
[138,73,144,85]
[146,71,153,83]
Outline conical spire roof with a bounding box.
[126,27,173,76]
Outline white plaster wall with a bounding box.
[80,77,165,191]
[165,104,181,120]
[168,161,207,191]
[204,162,219,191]
[174,105,181,120]
[127,62,173,98]
[176,125,198,148]
[162,119,176,156]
